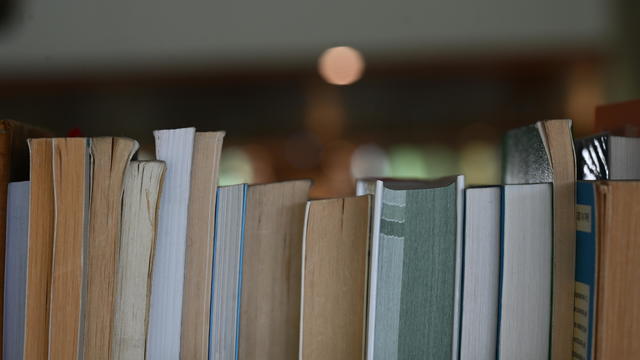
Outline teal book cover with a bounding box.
[573,181,596,360]
[370,176,463,360]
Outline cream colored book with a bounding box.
[239,180,310,360]
[82,137,138,359]
[180,131,224,359]
[23,138,55,360]
[49,138,91,360]
[112,161,165,360]
[299,195,371,360]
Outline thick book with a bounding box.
[112,161,165,359]
[497,183,553,359]
[502,119,576,359]
[363,176,464,360]
[181,131,225,359]
[147,127,195,359]
[83,137,138,359]
[3,181,29,360]
[49,138,91,360]
[573,181,640,358]
[23,138,55,360]
[459,186,500,360]
[0,120,49,359]
[299,195,371,360]
[238,180,310,360]
[575,134,640,180]
[208,184,247,360]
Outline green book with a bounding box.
[360,176,464,360]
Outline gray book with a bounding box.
[459,186,500,360]
[502,120,576,359]
[498,183,553,359]
[360,176,464,360]
[3,181,29,360]
[575,133,640,180]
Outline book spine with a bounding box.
[573,181,597,360]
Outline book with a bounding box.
[147,127,196,359]
[502,119,576,359]
[0,120,49,359]
[112,161,166,359]
[208,184,247,360]
[49,138,91,360]
[23,138,55,360]
[181,131,225,359]
[299,195,371,360]
[594,98,640,135]
[3,181,29,360]
[573,181,640,358]
[573,181,597,360]
[83,137,138,359]
[238,180,310,360]
[459,186,500,360]
[575,133,640,180]
[363,176,464,360]
[497,183,553,359]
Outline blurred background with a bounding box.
[0,0,638,197]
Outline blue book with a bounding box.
[3,181,30,360]
[208,184,248,360]
[573,181,597,360]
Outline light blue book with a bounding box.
[3,181,30,360]
[573,181,597,360]
[208,184,247,360]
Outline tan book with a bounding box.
[180,131,225,359]
[299,195,371,360]
[239,180,310,360]
[23,139,55,360]
[112,161,165,360]
[82,138,138,359]
[0,120,49,359]
[49,138,90,360]
[593,181,640,358]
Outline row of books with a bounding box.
[1,99,640,360]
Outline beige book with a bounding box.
[23,138,55,360]
[594,182,640,358]
[180,131,225,359]
[539,120,576,360]
[49,138,90,360]
[239,180,310,360]
[82,138,138,359]
[112,161,165,359]
[299,196,371,360]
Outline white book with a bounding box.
[3,181,29,360]
[459,186,500,360]
[209,184,247,360]
[497,183,552,359]
[147,128,196,359]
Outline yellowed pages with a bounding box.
[23,138,55,360]
[180,131,224,359]
[82,137,138,359]
[300,196,371,360]
[49,138,90,360]
[239,180,310,360]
